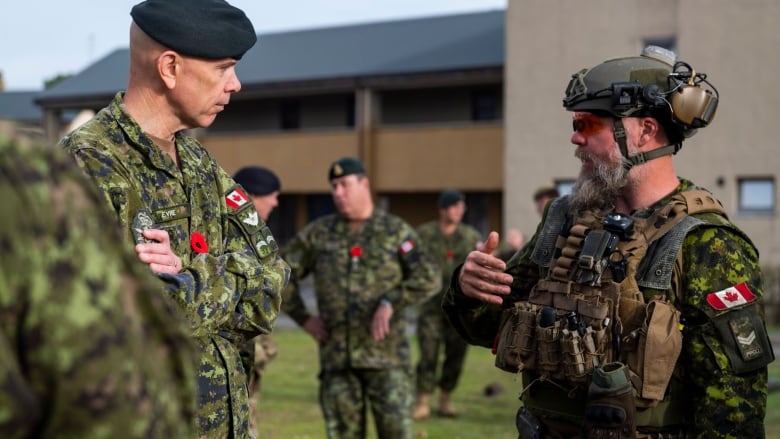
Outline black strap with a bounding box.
[612,119,682,170]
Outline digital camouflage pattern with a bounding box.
[443,179,770,438]
[282,208,440,438]
[0,134,197,439]
[320,368,413,438]
[60,93,290,439]
[415,221,482,394]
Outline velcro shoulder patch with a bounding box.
[706,282,756,310]
[225,186,250,210]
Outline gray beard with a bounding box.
[569,156,630,214]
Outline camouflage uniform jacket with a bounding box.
[0,135,197,438]
[443,179,771,437]
[282,209,441,371]
[416,221,482,315]
[60,92,290,438]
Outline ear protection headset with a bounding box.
[667,62,719,129]
[608,61,719,136]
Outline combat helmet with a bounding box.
[563,46,719,169]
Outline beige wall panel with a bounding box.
[674,0,780,263]
[505,0,780,265]
[372,124,503,191]
[204,131,358,192]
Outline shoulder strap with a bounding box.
[642,189,726,245]
[635,188,728,291]
[531,196,570,267]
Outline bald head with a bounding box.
[128,23,167,86]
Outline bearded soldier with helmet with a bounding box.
[443,46,774,438]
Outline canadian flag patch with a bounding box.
[706,283,756,310]
[399,239,415,254]
[225,188,249,210]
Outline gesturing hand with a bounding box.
[458,231,514,305]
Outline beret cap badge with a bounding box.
[327,157,366,181]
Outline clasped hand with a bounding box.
[135,228,182,274]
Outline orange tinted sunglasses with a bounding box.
[572,113,609,136]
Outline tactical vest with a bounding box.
[494,188,732,430]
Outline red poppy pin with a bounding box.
[191,232,209,254]
[446,249,454,260]
[350,246,362,271]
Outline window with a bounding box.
[556,179,576,197]
[279,99,300,130]
[738,177,775,214]
[471,88,502,121]
[643,37,677,56]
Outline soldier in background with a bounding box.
[59,1,290,437]
[233,165,282,431]
[412,190,482,420]
[494,184,559,263]
[0,132,197,438]
[444,46,773,437]
[532,183,560,216]
[282,157,440,439]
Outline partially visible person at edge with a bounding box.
[494,184,558,262]
[58,1,290,437]
[0,132,198,439]
[412,190,482,420]
[233,165,282,432]
[281,157,441,439]
[533,183,561,217]
[443,46,774,438]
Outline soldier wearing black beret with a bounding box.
[234,166,281,222]
[282,155,441,439]
[328,156,367,181]
[59,1,290,439]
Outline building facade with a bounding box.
[505,0,780,266]
[34,4,779,269]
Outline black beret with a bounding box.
[328,157,366,181]
[438,190,465,209]
[131,0,257,60]
[233,166,280,196]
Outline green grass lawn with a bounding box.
[255,328,520,438]
[256,328,780,438]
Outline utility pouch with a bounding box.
[515,406,542,439]
[561,328,589,382]
[494,302,538,373]
[625,300,682,406]
[536,307,563,378]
